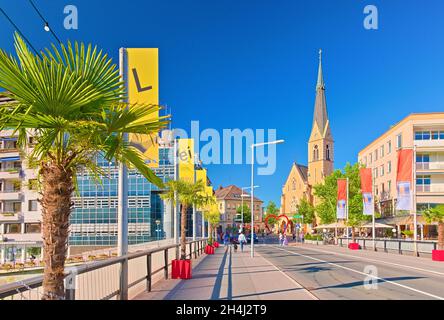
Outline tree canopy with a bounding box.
[313,163,370,225]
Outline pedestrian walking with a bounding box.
[283,235,289,246]
[279,232,283,246]
[223,230,230,252]
[238,232,247,252]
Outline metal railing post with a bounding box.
[398,240,402,255]
[146,254,152,292]
[383,240,387,253]
[64,271,76,300]
[194,242,197,259]
[189,243,192,259]
[119,258,129,300]
[176,245,179,260]
[164,249,168,280]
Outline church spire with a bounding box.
[317,49,325,90]
[313,49,328,133]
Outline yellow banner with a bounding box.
[126,48,159,167]
[178,139,195,183]
[196,168,207,185]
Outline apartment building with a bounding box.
[0,128,42,264]
[215,185,264,232]
[358,113,444,238]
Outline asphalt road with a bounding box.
[255,244,444,300]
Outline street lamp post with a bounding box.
[241,186,259,233]
[250,140,284,258]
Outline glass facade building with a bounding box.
[69,146,175,247]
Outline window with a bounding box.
[441,131,444,140]
[5,224,21,234]
[313,145,319,161]
[326,145,331,161]
[369,153,373,164]
[29,200,38,211]
[432,131,440,140]
[396,134,402,149]
[380,145,385,158]
[388,141,392,154]
[373,168,378,178]
[380,165,384,177]
[388,180,392,194]
[416,175,431,192]
[374,150,378,161]
[25,223,41,234]
[387,161,392,174]
[13,202,21,213]
[417,154,430,170]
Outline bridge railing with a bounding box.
[0,238,208,300]
[338,237,437,256]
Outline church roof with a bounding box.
[313,50,329,134]
[295,164,308,182]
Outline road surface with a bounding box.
[255,243,444,300]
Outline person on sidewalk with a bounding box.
[238,232,247,252]
[283,234,289,246]
[223,231,230,252]
[279,232,283,246]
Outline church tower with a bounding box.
[308,50,334,187]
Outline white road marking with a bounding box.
[255,251,319,300]
[272,246,444,300]
[288,245,444,277]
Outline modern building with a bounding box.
[0,96,43,263]
[358,113,444,239]
[215,185,264,232]
[280,51,334,228]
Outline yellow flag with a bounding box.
[126,48,159,167]
[178,139,195,183]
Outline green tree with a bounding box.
[162,180,213,259]
[266,201,279,215]
[314,163,370,241]
[297,197,316,225]
[0,34,168,300]
[424,204,444,250]
[236,204,251,224]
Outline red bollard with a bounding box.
[348,243,361,250]
[432,250,444,261]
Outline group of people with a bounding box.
[279,233,289,246]
[222,230,248,253]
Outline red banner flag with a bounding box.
[396,149,413,211]
[360,168,374,216]
[397,149,413,183]
[360,168,373,193]
[337,179,347,219]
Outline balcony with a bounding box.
[0,191,23,201]
[416,162,444,172]
[0,168,22,179]
[416,184,444,194]
[0,212,23,222]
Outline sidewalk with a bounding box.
[134,245,316,300]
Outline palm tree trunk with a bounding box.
[181,204,188,260]
[438,222,444,251]
[40,162,74,300]
[208,223,212,243]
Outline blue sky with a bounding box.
[1,0,444,206]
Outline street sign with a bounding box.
[293,215,303,219]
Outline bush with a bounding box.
[305,234,312,240]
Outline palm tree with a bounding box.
[0,34,169,300]
[161,179,212,259]
[202,199,220,245]
[424,204,444,250]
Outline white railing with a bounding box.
[0,239,207,300]
[338,237,438,256]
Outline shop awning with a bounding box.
[0,156,20,162]
[0,137,18,141]
[361,222,394,229]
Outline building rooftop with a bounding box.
[215,185,263,202]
